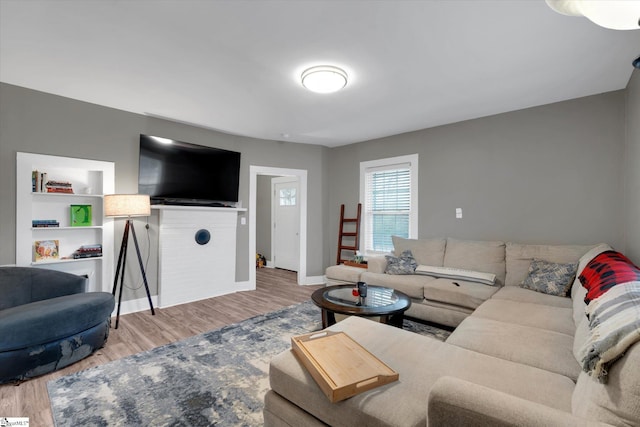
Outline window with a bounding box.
[279,188,296,206]
[360,154,418,254]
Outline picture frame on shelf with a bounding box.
[70,204,92,227]
[34,240,59,262]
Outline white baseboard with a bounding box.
[113,295,159,316]
[158,289,236,309]
[304,275,326,285]
[235,280,254,291]
[113,281,255,315]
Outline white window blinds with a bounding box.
[361,154,418,254]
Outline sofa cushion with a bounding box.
[415,265,496,286]
[520,259,578,297]
[427,376,587,427]
[365,255,387,274]
[578,250,640,304]
[326,265,364,284]
[263,390,328,427]
[572,342,640,426]
[491,286,573,308]
[407,300,473,328]
[269,316,575,427]
[472,299,575,336]
[0,267,86,310]
[431,345,574,414]
[392,236,446,266]
[423,278,500,310]
[0,292,114,352]
[443,238,506,286]
[360,271,433,299]
[446,317,580,380]
[505,243,594,287]
[384,250,417,275]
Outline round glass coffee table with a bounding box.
[311,284,411,328]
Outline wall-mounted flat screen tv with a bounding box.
[138,134,241,206]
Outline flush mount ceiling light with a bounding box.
[301,65,348,94]
[546,0,640,30]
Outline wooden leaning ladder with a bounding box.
[336,203,362,265]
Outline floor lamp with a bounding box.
[104,194,155,329]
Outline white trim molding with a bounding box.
[249,165,308,288]
[304,275,326,285]
[359,153,419,255]
[112,295,159,316]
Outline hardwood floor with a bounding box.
[0,268,323,426]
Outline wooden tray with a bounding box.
[342,261,368,269]
[291,331,399,402]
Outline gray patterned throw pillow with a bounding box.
[385,250,417,275]
[520,259,578,296]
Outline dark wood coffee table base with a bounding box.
[320,309,406,328]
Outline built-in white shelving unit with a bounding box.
[16,152,115,292]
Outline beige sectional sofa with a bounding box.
[361,236,598,328]
[264,239,640,426]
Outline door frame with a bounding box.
[249,165,308,287]
[271,176,300,271]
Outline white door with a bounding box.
[272,177,299,271]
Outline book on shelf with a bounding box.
[47,180,74,194]
[32,219,60,228]
[32,170,48,193]
[34,240,59,262]
[47,187,74,194]
[31,171,75,193]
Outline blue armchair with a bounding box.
[0,266,115,383]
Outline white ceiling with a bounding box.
[1,1,639,147]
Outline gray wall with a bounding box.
[0,83,330,302]
[256,175,273,260]
[327,91,627,263]
[1,81,634,297]
[624,69,640,265]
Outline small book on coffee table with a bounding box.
[291,330,399,402]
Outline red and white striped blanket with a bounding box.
[578,281,640,382]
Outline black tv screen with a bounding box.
[138,134,241,206]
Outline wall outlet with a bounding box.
[456,208,463,219]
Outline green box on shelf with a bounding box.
[70,204,92,227]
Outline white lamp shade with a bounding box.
[546,0,640,30]
[104,194,151,217]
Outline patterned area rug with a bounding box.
[47,301,450,426]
